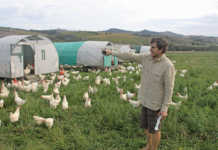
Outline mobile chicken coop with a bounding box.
[0,35,59,78]
[54,41,118,68]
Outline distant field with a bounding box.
[0,52,217,150]
[168,51,194,53]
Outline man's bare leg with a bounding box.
[141,130,152,150]
[150,131,161,150]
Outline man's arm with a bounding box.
[161,64,175,115]
[105,49,147,64]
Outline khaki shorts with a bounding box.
[140,106,161,134]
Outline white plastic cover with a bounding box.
[32,35,59,75]
[119,45,131,53]
[77,41,112,67]
[0,35,28,78]
[140,46,150,54]
[0,35,59,78]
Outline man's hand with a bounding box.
[106,49,112,55]
[102,49,112,55]
[158,111,168,120]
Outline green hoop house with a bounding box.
[54,41,118,67]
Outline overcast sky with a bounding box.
[1,0,218,36]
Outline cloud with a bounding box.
[135,14,218,36]
[0,0,218,36]
[179,15,218,36]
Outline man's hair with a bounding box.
[150,38,168,53]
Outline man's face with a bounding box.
[150,42,162,58]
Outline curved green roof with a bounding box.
[54,42,84,65]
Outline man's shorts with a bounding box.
[140,106,161,134]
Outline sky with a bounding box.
[1,0,218,36]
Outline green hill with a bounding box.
[1,27,218,51]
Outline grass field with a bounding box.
[0,52,218,150]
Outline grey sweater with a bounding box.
[112,51,175,112]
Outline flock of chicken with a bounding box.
[0,62,217,128]
[0,70,72,128]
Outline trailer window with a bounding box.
[41,49,46,60]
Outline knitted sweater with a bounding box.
[112,51,175,112]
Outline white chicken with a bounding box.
[44,118,54,128]
[84,98,91,107]
[138,64,143,69]
[7,83,12,88]
[83,76,89,80]
[74,74,82,80]
[40,93,54,101]
[181,69,188,74]
[88,85,94,94]
[88,85,97,94]
[53,87,60,95]
[176,92,188,100]
[55,80,62,88]
[179,69,188,77]
[116,87,123,93]
[83,92,89,101]
[0,81,9,97]
[23,84,32,92]
[128,99,141,107]
[62,95,68,110]
[47,79,54,85]
[55,94,61,104]
[39,74,46,80]
[10,106,21,123]
[42,80,49,93]
[33,115,46,125]
[57,75,64,80]
[136,71,139,75]
[14,90,26,106]
[120,89,127,101]
[126,91,136,99]
[213,80,218,87]
[208,85,213,90]
[62,78,70,86]
[207,81,218,90]
[95,69,101,74]
[50,73,56,81]
[0,99,4,108]
[64,72,70,78]
[170,101,182,109]
[135,83,141,89]
[49,94,61,109]
[1,81,7,90]
[103,78,110,85]
[71,71,79,74]
[179,73,185,77]
[22,79,31,86]
[33,116,54,128]
[49,99,59,109]
[95,76,101,85]
[24,64,31,75]
[31,82,38,92]
[17,81,24,90]
[120,69,127,73]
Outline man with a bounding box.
[104,38,175,150]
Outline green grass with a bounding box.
[0,52,218,150]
